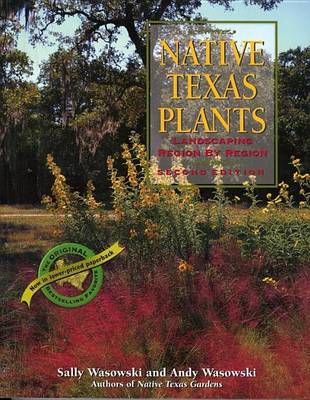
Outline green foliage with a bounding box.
[0,4,308,206]
[230,212,310,274]
[243,175,261,208]
[43,135,208,279]
[229,160,310,273]
[37,48,145,193]
[209,186,231,235]
[0,28,40,203]
[279,46,310,173]
[22,0,283,66]
[43,134,310,282]
[108,135,208,269]
[60,192,111,253]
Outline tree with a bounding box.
[30,0,283,66]
[0,0,287,204]
[0,0,35,25]
[31,47,145,201]
[39,47,145,158]
[0,27,40,202]
[278,46,310,177]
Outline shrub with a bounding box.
[42,134,209,280]
[107,135,208,270]
[230,212,310,274]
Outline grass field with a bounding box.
[0,201,310,398]
[0,206,58,257]
[1,204,310,256]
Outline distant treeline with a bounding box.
[0,5,308,203]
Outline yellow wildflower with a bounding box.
[248,175,256,184]
[45,154,71,210]
[262,276,278,288]
[178,260,193,273]
[293,172,302,182]
[107,156,114,171]
[138,186,160,208]
[144,220,160,240]
[121,143,131,160]
[178,262,187,272]
[129,229,138,239]
[279,181,289,189]
[86,180,102,209]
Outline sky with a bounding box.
[16,0,310,81]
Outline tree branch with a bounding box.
[123,2,146,65]
[154,0,174,20]
[49,4,125,28]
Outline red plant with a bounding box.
[4,242,310,398]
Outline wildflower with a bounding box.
[121,144,131,160]
[107,156,114,171]
[42,195,53,208]
[262,207,269,214]
[234,196,240,202]
[243,181,250,187]
[262,276,278,288]
[213,173,223,185]
[279,181,289,189]
[187,264,194,272]
[293,172,302,182]
[144,220,160,240]
[178,262,187,272]
[178,260,193,272]
[180,194,194,209]
[124,158,138,188]
[210,153,223,185]
[171,156,190,185]
[114,208,125,220]
[129,229,138,239]
[248,175,256,184]
[266,193,272,200]
[279,184,289,200]
[139,186,160,208]
[292,158,301,167]
[299,201,306,208]
[45,154,71,210]
[188,203,195,212]
[214,155,221,162]
[86,180,102,209]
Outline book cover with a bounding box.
[0,1,309,399]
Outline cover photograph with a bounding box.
[0,0,309,398]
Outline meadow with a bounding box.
[0,137,309,398]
